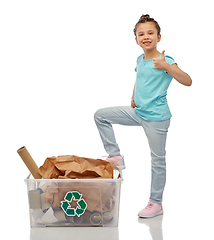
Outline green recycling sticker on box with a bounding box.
[61,191,87,217]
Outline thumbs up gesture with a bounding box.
[153,50,167,70]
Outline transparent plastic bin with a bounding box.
[25,171,122,227]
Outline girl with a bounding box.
[94,14,192,218]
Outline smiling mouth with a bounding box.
[143,41,151,46]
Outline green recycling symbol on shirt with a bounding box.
[61,191,87,217]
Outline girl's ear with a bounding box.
[157,34,161,42]
[135,37,139,45]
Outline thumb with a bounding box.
[161,50,165,58]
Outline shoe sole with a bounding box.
[117,165,126,170]
[117,158,126,170]
[138,210,163,218]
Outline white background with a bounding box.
[0,0,213,239]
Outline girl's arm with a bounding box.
[164,64,192,86]
[153,50,192,86]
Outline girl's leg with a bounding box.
[94,106,142,157]
[142,119,170,204]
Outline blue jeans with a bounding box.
[94,106,170,204]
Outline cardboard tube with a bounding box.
[17,146,42,179]
[89,212,102,225]
[103,211,113,223]
[66,215,84,225]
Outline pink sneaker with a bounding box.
[138,202,163,218]
[103,155,125,170]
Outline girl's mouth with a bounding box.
[143,41,151,46]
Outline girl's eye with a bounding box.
[149,32,153,35]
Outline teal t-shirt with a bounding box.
[134,53,176,121]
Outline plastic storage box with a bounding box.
[25,172,122,227]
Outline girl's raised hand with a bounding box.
[153,50,167,70]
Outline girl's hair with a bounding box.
[133,14,161,37]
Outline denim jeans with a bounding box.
[94,106,170,204]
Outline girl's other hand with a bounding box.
[131,99,136,108]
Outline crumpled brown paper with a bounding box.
[38,155,114,179]
[38,155,118,216]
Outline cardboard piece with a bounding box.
[29,190,41,209]
[41,207,58,224]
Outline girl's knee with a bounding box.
[94,108,103,122]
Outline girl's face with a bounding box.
[135,22,161,51]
